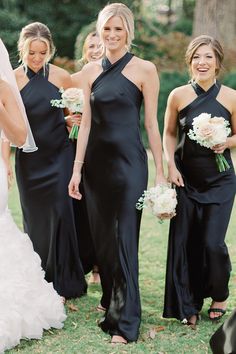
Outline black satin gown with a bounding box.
[15,65,87,299]
[84,52,148,342]
[163,81,236,321]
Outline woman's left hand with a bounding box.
[212,141,228,154]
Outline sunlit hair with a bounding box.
[82,31,100,62]
[185,35,224,78]
[18,22,55,70]
[96,2,134,51]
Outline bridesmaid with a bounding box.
[69,3,166,344]
[70,31,102,284]
[163,35,236,327]
[14,22,87,299]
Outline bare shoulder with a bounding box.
[132,56,157,73]
[71,70,83,88]
[221,84,236,98]
[14,66,25,80]
[170,84,190,98]
[49,63,72,88]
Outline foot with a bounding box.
[208,301,227,320]
[186,314,199,330]
[111,335,127,345]
[88,266,101,284]
[96,303,106,312]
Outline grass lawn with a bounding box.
[7,153,236,354]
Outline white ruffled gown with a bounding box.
[0,146,66,353]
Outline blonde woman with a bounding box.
[14,22,87,299]
[69,3,166,343]
[0,38,66,352]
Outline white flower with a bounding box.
[61,88,84,113]
[187,113,231,172]
[51,87,84,113]
[136,184,177,222]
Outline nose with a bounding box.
[198,56,206,64]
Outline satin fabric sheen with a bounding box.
[84,52,148,341]
[15,65,87,299]
[163,81,236,321]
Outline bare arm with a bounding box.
[0,81,27,146]
[142,62,166,185]
[163,90,184,187]
[68,69,92,200]
[213,89,236,154]
[1,139,13,187]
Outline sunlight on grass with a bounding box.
[7,153,236,354]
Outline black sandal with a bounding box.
[208,308,226,321]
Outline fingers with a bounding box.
[68,181,82,200]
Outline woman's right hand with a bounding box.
[68,172,82,200]
[168,164,184,187]
[65,113,82,128]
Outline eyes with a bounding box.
[29,51,47,56]
[192,54,214,60]
[103,26,123,31]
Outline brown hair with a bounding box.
[185,35,224,77]
[18,22,55,67]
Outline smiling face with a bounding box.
[84,35,102,62]
[190,44,218,84]
[101,16,127,53]
[26,39,48,72]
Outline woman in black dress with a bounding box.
[163,35,236,327]
[71,31,102,284]
[14,22,87,299]
[69,3,166,344]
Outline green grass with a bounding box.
[7,155,236,354]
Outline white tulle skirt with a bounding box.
[0,209,66,353]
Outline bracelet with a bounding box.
[74,160,84,164]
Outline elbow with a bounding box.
[16,126,27,147]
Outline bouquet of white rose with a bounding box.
[187,113,231,172]
[136,184,177,223]
[51,87,84,139]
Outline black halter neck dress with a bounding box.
[163,81,236,321]
[15,65,87,299]
[84,52,148,341]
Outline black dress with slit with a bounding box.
[84,52,148,342]
[15,65,87,299]
[163,81,236,321]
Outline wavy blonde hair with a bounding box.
[18,22,55,69]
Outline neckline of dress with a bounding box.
[102,52,131,71]
[191,80,219,94]
[26,64,49,78]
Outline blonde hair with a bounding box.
[18,22,55,69]
[185,35,224,77]
[96,2,134,51]
[82,31,100,62]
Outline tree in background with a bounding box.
[193,0,236,50]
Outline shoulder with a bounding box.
[82,60,102,75]
[14,65,25,80]
[132,56,157,73]
[49,63,70,79]
[220,84,236,98]
[169,84,190,99]
[49,63,72,88]
[71,70,82,88]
